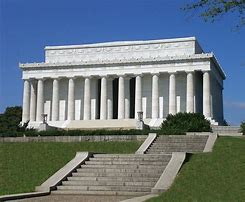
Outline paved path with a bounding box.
[11,194,132,202]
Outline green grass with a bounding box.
[148,137,245,202]
[0,141,141,195]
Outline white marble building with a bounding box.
[20,37,226,129]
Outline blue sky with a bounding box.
[0,0,244,125]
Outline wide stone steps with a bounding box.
[150,143,206,147]
[57,185,152,192]
[149,145,206,150]
[212,126,242,136]
[147,150,201,154]
[62,180,156,187]
[88,157,170,162]
[75,167,164,174]
[72,172,161,178]
[212,126,240,132]
[53,153,169,196]
[80,164,167,169]
[156,136,208,141]
[53,190,148,196]
[85,160,167,165]
[92,154,169,159]
[67,176,159,182]
[50,135,211,196]
[146,135,209,154]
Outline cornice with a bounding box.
[20,53,212,69]
[211,54,226,79]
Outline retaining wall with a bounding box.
[0,135,147,143]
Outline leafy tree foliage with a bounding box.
[240,121,245,134]
[0,106,22,133]
[161,112,212,135]
[183,0,245,28]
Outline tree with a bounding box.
[183,0,245,29]
[0,106,22,132]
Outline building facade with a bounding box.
[20,37,226,128]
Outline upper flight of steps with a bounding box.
[146,135,209,154]
[212,125,242,136]
[53,154,172,196]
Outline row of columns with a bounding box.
[22,71,211,123]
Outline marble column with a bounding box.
[67,78,75,121]
[36,79,44,122]
[100,76,107,120]
[107,78,113,119]
[186,72,194,113]
[169,73,176,115]
[135,75,142,119]
[84,77,91,120]
[118,76,125,119]
[30,80,37,122]
[152,74,159,118]
[22,79,30,123]
[51,78,59,121]
[203,71,211,118]
[124,77,130,119]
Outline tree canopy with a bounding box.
[183,0,245,28]
[0,106,22,132]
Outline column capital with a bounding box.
[134,73,143,77]
[52,77,62,81]
[83,75,93,79]
[36,78,46,81]
[151,72,160,76]
[202,70,211,74]
[90,75,100,79]
[107,74,117,78]
[66,76,76,80]
[118,74,131,80]
[185,71,194,74]
[101,75,114,81]
[118,74,126,78]
[168,71,177,75]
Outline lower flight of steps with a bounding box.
[146,135,209,154]
[52,154,172,196]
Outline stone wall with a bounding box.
[0,135,147,143]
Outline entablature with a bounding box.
[20,53,212,69]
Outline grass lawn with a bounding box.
[148,137,245,202]
[0,141,141,195]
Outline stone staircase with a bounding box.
[53,153,172,196]
[212,126,242,136]
[49,135,212,198]
[146,135,209,154]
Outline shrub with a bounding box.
[160,112,211,135]
[240,122,245,135]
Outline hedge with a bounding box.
[160,112,212,135]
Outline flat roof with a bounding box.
[45,36,196,50]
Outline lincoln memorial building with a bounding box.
[20,37,226,129]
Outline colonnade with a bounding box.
[22,71,211,123]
